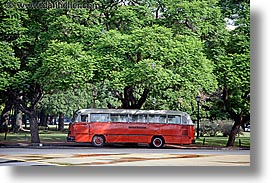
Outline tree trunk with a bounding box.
[12,85,43,143]
[0,98,13,134]
[15,109,23,132]
[226,114,243,147]
[11,109,17,133]
[39,108,48,127]
[58,113,64,131]
[122,86,134,109]
[29,112,40,143]
[0,109,10,135]
[121,86,149,109]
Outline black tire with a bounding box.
[150,136,164,148]
[92,135,105,147]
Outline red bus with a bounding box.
[67,108,194,148]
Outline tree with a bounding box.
[0,41,20,132]
[153,0,229,56]
[93,25,216,111]
[213,0,250,146]
[0,0,30,134]
[0,3,97,142]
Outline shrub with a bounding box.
[198,119,243,137]
[218,121,233,137]
[199,120,220,137]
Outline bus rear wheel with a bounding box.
[150,136,164,148]
[92,135,105,147]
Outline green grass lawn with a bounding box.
[1,128,250,147]
[0,131,68,142]
[194,132,250,147]
[0,125,68,143]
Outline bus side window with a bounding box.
[139,114,147,123]
[130,114,139,122]
[110,114,119,122]
[110,114,128,122]
[159,115,166,123]
[120,114,128,122]
[129,114,147,123]
[148,115,166,123]
[90,114,98,122]
[148,114,160,123]
[90,113,109,122]
[99,114,109,122]
[167,115,181,124]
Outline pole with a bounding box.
[92,87,97,108]
[93,97,96,108]
[196,101,200,139]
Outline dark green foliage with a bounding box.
[0,0,250,145]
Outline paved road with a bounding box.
[0,147,250,166]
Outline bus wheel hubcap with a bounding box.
[153,138,162,147]
[94,137,103,145]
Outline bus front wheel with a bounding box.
[92,135,105,147]
[150,136,164,148]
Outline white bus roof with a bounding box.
[76,108,190,116]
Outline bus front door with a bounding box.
[74,123,90,142]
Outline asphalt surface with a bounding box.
[0,142,250,166]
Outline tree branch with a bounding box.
[137,88,149,109]
[137,52,142,62]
